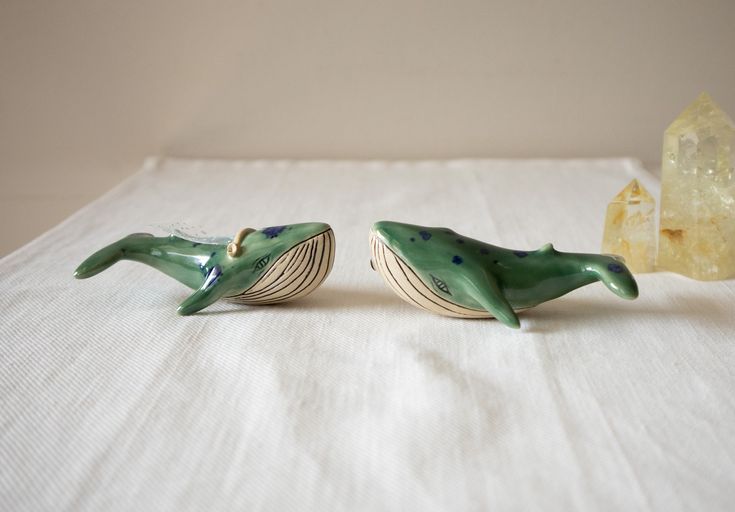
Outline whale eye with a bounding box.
[253,254,271,272]
[430,274,451,295]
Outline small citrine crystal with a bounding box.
[602,179,656,273]
[658,93,735,280]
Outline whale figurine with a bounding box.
[369,221,638,328]
[75,222,335,315]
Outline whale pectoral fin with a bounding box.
[177,287,226,316]
[177,266,227,315]
[466,273,520,329]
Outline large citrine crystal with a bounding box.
[602,179,656,273]
[658,93,735,280]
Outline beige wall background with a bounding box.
[1,0,734,256]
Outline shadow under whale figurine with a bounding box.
[75,223,335,315]
[369,221,638,329]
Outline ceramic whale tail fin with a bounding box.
[73,233,154,279]
[593,257,639,300]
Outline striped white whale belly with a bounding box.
[370,233,491,319]
[227,229,335,305]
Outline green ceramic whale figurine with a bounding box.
[75,222,335,315]
[369,221,638,328]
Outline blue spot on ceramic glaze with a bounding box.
[419,231,432,241]
[514,251,529,258]
[608,263,623,273]
[452,255,463,265]
[410,237,416,242]
[263,226,286,238]
[192,242,200,247]
[480,248,489,255]
[456,239,464,244]
[210,252,217,258]
[203,265,222,288]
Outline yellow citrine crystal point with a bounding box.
[658,93,735,280]
[602,179,656,273]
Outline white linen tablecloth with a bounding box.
[1,158,733,512]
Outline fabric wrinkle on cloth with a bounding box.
[0,158,733,512]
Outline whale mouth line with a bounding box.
[226,228,335,305]
[370,232,492,319]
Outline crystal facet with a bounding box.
[602,179,656,273]
[658,93,735,280]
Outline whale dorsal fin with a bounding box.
[464,269,520,329]
[538,243,556,254]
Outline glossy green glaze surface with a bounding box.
[75,223,334,315]
[370,221,638,328]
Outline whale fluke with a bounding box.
[74,233,155,279]
[592,261,639,300]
